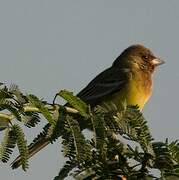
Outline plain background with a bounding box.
[0,1,178,179]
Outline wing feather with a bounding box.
[77,67,128,106]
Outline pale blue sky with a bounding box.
[0,1,179,179]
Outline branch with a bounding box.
[0,104,79,121]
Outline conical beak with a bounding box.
[151,58,165,66]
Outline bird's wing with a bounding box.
[77,67,128,106]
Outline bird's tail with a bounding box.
[11,137,50,169]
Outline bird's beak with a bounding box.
[151,58,165,66]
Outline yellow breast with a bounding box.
[125,78,152,109]
[108,71,152,110]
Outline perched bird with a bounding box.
[11,44,164,169]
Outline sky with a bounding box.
[0,1,179,179]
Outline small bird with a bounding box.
[11,44,164,168]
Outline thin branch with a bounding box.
[0,104,79,121]
[0,113,14,120]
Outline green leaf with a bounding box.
[0,128,17,163]
[23,112,40,128]
[58,90,88,117]
[0,86,13,100]
[0,117,9,131]
[0,100,21,121]
[54,160,77,180]
[114,105,153,154]
[27,94,55,125]
[91,107,107,160]
[168,140,179,163]
[9,84,27,104]
[64,115,91,162]
[28,123,51,149]
[11,125,28,171]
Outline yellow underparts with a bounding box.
[104,72,152,111]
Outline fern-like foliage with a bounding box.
[27,105,66,151]
[11,125,28,171]
[49,107,65,143]
[0,85,34,170]
[0,100,22,121]
[0,85,178,179]
[62,115,92,162]
[28,123,51,148]
[54,159,77,180]
[58,90,88,117]
[90,106,107,161]
[27,94,55,125]
[22,112,40,128]
[8,84,27,105]
[55,104,179,180]
[0,128,17,163]
[153,140,179,179]
[168,140,179,164]
[0,84,24,110]
[0,85,14,101]
[111,105,153,151]
[0,84,64,171]
[53,114,92,179]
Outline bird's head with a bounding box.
[113,44,165,73]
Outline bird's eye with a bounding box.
[142,55,148,60]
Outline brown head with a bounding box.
[113,44,164,73]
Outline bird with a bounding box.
[11,44,164,169]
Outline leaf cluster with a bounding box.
[0,85,178,180]
[53,93,179,180]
